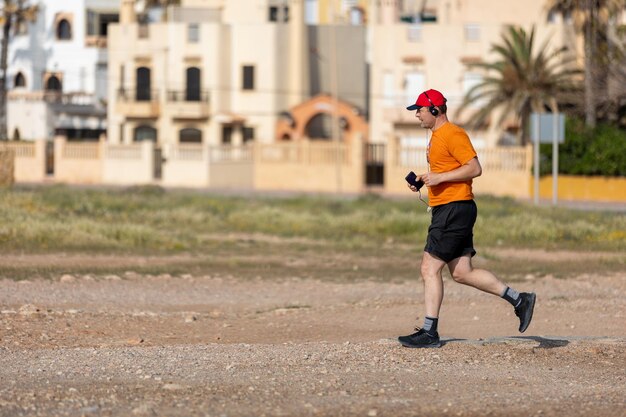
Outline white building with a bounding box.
[7,0,119,140]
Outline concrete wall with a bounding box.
[0,141,47,182]
[54,137,103,184]
[536,176,626,203]
[11,139,624,205]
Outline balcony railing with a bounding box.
[116,88,160,117]
[117,88,160,102]
[166,90,210,103]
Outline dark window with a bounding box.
[133,125,157,142]
[99,13,118,36]
[185,67,201,101]
[14,72,26,88]
[45,75,62,91]
[180,128,202,143]
[242,65,254,90]
[268,6,289,22]
[269,6,278,21]
[243,127,255,143]
[57,19,72,40]
[136,67,151,101]
[222,125,233,144]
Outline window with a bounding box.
[96,63,107,102]
[136,67,151,101]
[188,23,199,43]
[269,6,289,22]
[180,128,202,143]
[404,72,424,106]
[382,72,394,107]
[305,0,318,24]
[242,65,255,90]
[57,19,72,40]
[463,72,482,94]
[222,125,233,144]
[350,7,364,25]
[243,127,255,143]
[87,11,119,36]
[45,75,62,92]
[14,72,26,88]
[464,24,480,42]
[185,67,201,101]
[269,6,278,22]
[407,24,422,42]
[134,125,157,142]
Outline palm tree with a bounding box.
[455,25,581,146]
[545,0,625,128]
[0,0,38,140]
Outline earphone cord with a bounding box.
[417,190,429,207]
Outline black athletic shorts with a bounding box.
[424,200,477,263]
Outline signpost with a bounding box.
[530,113,565,206]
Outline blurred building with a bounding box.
[368,0,582,148]
[107,0,600,149]
[107,0,368,145]
[7,0,119,141]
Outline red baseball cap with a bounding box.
[406,89,447,110]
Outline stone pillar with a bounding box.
[120,0,136,25]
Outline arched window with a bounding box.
[305,113,345,141]
[57,19,72,40]
[133,125,157,142]
[185,67,201,101]
[14,72,26,88]
[136,67,151,101]
[45,75,62,92]
[179,128,202,143]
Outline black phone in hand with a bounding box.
[405,171,424,191]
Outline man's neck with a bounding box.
[431,116,449,132]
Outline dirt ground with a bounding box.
[0,244,624,417]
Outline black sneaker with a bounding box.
[398,328,441,348]
[515,292,536,333]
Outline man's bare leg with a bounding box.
[420,251,447,318]
[446,255,506,296]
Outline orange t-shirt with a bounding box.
[427,122,477,207]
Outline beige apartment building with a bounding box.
[108,0,371,149]
[108,0,590,151]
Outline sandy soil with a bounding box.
[0,249,624,417]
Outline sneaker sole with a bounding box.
[519,293,536,333]
[398,338,442,349]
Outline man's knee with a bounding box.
[451,269,469,284]
[421,257,443,281]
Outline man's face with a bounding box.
[415,107,435,128]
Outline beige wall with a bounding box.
[9,139,626,204]
[53,138,103,184]
[102,141,155,185]
[0,140,47,182]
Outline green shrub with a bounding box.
[540,118,626,176]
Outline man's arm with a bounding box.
[420,157,482,187]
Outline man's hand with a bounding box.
[419,158,482,188]
[420,172,444,187]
